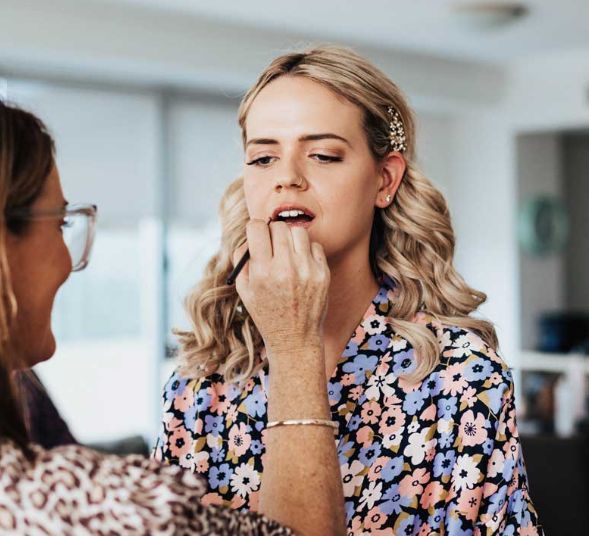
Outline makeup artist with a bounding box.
[155,45,542,534]
[0,99,345,535]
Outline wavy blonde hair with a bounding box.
[177,45,497,384]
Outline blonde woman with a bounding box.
[154,46,542,535]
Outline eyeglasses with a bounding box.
[7,204,97,272]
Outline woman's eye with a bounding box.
[246,156,277,166]
[311,154,343,163]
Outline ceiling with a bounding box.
[89,0,587,63]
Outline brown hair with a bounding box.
[177,45,498,384]
[0,99,55,450]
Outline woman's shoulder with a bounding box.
[413,312,514,409]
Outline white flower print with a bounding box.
[230,463,261,498]
[382,425,405,450]
[391,335,408,352]
[403,429,432,465]
[364,315,386,336]
[340,460,367,497]
[358,481,383,511]
[452,454,481,491]
[365,370,396,401]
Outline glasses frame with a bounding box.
[6,203,98,272]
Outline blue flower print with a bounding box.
[205,414,224,436]
[446,515,473,536]
[250,440,264,455]
[210,447,225,463]
[348,415,362,431]
[328,381,343,405]
[438,432,455,449]
[165,373,188,400]
[403,389,426,416]
[464,357,493,382]
[209,463,233,489]
[368,334,390,352]
[243,385,266,418]
[433,451,456,478]
[359,443,382,466]
[342,341,358,358]
[381,456,403,481]
[437,396,458,419]
[428,508,445,530]
[379,484,412,515]
[342,354,378,383]
[194,388,212,411]
[422,372,443,397]
[392,349,416,376]
[337,440,355,465]
[184,403,198,433]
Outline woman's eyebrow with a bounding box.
[246,133,351,147]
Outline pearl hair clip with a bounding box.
[387,106,407,153]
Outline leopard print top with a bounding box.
[0,440,292,535]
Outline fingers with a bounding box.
[311,242,329,277]
[268,221,293,258]
[246,219,273,265]
[290,226,311,255]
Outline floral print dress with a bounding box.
[154,275,542,535]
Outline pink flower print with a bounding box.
[361,401,382,424]
[364,507,386,530]
[193,417,203,435]
[356,425,374,447]
[340,373,354,386]
[368,456,391,482]
[169,427,191,458]
[440,363,468,396]
[460,410,488,447]
[399,467,430,497]
[228,422,251,458]
[350,386,363,401]
[489,371,503,386]
[420,480,445,509]
[379,405,406,436]
[418,523,433,536]
[460,386,478,408]
[420,403,436,421]
[226,404,238,423]
[211,381,232,415]
[201,492,224,506]
[194,450,210,473]
[456,487,482,522]
[175,386,195,412]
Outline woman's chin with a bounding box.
[25,332,57,368]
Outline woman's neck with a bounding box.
[323,250,380,359]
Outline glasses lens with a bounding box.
[62,212,95,271]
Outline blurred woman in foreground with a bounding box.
[0,99,344,535]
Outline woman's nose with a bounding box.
[273,162,308,191]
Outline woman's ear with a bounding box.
[375,152,406,209]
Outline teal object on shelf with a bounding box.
[518,195,568,256]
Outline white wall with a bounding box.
[517,134,565,350]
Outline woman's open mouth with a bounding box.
[271,207,316,228]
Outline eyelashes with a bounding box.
[246,154,343,166]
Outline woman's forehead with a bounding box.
[245,76,363,141]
